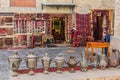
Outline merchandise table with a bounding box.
[86,42,110,59]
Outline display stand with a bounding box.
[14,13,46,48]
[0,13,14,48]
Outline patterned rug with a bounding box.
[17,65,109,74]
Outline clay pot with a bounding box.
[109,49,119,67]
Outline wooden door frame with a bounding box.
[90,9,113,40]
[49,14,72,43]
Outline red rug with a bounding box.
[17,65,109,74]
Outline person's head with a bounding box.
[103,28,108,34]
[103,31,107,34]
[73,27,76,30]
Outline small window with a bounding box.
[10,0,36,7]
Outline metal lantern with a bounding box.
[80,53,88,71]
[41,53,52,74]
[99,54,107,70]
[26,52,37,75]
[80,48,88,71]
[8,52,22,77]
[55,53,65,74]
[91,55,98,70]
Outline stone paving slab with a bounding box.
[9,69,120,80]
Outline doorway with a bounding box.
[92,10,110,41]
[52,17,65,43]
[93,13,103,41]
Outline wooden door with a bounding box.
[93,15,103,41]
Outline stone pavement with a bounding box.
[1,36,120,80]
[10,69,120,80]
[0,47,83,80]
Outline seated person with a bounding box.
[42,34,55,47]
[86,36,94,42]
[73,37,80,47]
[54,32,60,43]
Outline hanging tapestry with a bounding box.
[76,13,91,36]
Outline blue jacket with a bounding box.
[104,33,110,43]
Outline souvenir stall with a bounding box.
[0,12,74,48]
[14,13,32,48]
[14,13,48,48]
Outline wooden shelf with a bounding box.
[0,35,14,38]
[0,25,14,28]
[14,33,28,35]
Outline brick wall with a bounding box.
[114,0,120,38]
[0,0,115,13]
